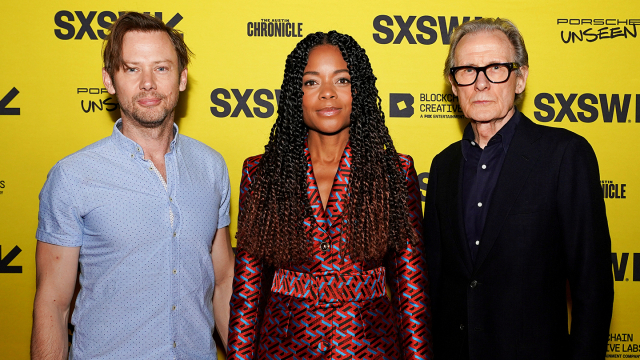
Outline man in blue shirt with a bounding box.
[31,12,234,359]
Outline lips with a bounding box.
[137,97,162,107]
[472,99,494,106]
[317,107,341,116]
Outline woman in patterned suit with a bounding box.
[227,31,431,360]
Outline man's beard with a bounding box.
[120,91,178,128]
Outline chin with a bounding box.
[465,109,502,122]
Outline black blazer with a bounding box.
[424,114,613,360]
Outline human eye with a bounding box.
[457,67,475,74]
[303,79,318,86]
[487,64,507,75]
[124,66,137,73]
[337,77,351,84]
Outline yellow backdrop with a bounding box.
[1,0,638,358]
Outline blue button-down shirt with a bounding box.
[462,108,521,262]
[37,120,230,359]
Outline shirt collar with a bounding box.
[111,119,180,159]
[461,107,522,160]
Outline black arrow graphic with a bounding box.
[0,245,22,273]
[165,13,183,28]
[0,87,20,115]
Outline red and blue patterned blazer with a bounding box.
[228,143,432,360]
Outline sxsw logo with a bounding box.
[373,15,482,45]
[418,172,429,202]
[54,11,183,40]
[612,253,640,281]
[534,93,639,123]
[210,88,281,118]
[389,93,414,117]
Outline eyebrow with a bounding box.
[457,61,509,67]
[123,59,175,66]
[302,69,350,76]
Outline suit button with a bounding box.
[321,242,330,251]
[470,280,478,288]
[318,340,329,352]
[460,324,465,330]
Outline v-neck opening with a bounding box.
[305,143,351,226]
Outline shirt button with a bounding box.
[173,341,176,348]
[137,147,141,152]
[320,242,330,251]
[475,240,480,245]
[460,324,465,330]
[470,280,478,288]
[481,164,487,169]
[173,269,177,274]
[172,305,176,311]
[169,197,173,202]
[477,202,483,207]
[130,154,134,158]
[470,141,476,146]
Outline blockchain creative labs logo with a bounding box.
[210,88,281,118]
[54,11,184,40]
[557,18,638,44]
[602,180,627,199]
[389,93,464,119]
[389,94,414,118]
[373,15,482,45]
[77,87,119,114]
[608,334,640,357]
[607,332,640,357]
[247,19,303,38]
[0,88,20,116]
[534,93,640,123]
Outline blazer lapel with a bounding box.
[324,144,351,229]
[305,146,327,229]
[473,115,543,271]
[443,144,474,274]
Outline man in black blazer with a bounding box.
[423,18,613,360]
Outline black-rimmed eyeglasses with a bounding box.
[450,62,520,86]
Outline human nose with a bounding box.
[475,69,490,90]
[139,68,157,91]
[319,82,336,99]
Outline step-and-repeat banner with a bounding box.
[1,0,638,358]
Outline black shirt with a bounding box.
[461,108,521,261]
